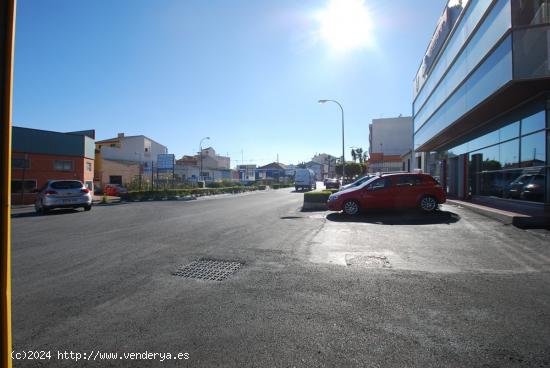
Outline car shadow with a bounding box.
[325,209,461,225]
[11,208,82,218]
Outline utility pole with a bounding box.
[1,1,16,367]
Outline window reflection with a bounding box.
[503,172,545,202]
[521,111,546,135]
[499,121,519,141]
[512,0,550,26]
[499,139,519,168]
[521,131,546,167]
[467,132,545,202]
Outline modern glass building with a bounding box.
[413,0,550,206]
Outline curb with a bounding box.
[446,199,549,229]
[302,202,328,211]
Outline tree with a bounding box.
[356,148,364,164]
[296,162,307,169]
[335,161,367,179]
[351,149,357,162]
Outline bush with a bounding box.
[303,190,332,203]
[119,185,268,201]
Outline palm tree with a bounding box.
[351,149,357,162]
[356,148,363,163]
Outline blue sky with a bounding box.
[13,0,445,167]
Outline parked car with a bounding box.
[103,184,128,196]
[35,180,92,214]
[503,174,545,202]
[324,178,340,189]
[339,174,375,191]
[327,173,446,215]
[294,169,316,191]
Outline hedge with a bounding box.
[120,186,266,201]
[303,190,333,203]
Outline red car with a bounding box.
[327,173,446,215]
[103,184,128,196]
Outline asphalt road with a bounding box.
[10,188,550,367]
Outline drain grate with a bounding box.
[173,259,243,281]
[345,255,391,268]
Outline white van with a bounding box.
[294,169,316,191]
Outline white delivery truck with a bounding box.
[294,168,316,191]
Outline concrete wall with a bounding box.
[97,159,140,188]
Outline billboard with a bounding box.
[157,154,175,173]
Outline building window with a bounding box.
[12,157,30,169]
[11,180,36,194]
[110,143,116,148]
[86,162,92,172]
[54,160,73,172]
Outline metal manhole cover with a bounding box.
[173,259,243,281]
[345,255,391,268]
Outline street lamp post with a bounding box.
[318,99,345,183]
[199,136,210,185]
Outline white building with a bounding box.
[368,117,413,156]
[96,133,168,164]
[174,147,232,182]
[201,147,230,170]
[310,153,338,179]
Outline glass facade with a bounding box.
[413,0,550,204]
[450,107,548,203]
[513,25,550,79]
[512,0,550,26]
[414,0,493,102]
[415,35,513,149]
[414,0,511,129]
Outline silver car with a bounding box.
[35,180,92,214]
[339,175,376,191]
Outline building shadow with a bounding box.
[325,209,461,225]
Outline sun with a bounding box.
[317,0,373,51]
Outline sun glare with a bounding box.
[317,0,373,52]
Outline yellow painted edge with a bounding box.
[2,1,16,368]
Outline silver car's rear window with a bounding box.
[50,181,83,189]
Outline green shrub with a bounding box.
[119,185,266,201]
[303,190,332,203]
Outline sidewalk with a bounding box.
[446,197,550,229]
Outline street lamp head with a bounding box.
[318,99,328,104]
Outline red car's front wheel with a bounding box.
[343,200,360,215]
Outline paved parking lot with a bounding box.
[10,189,550,367]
